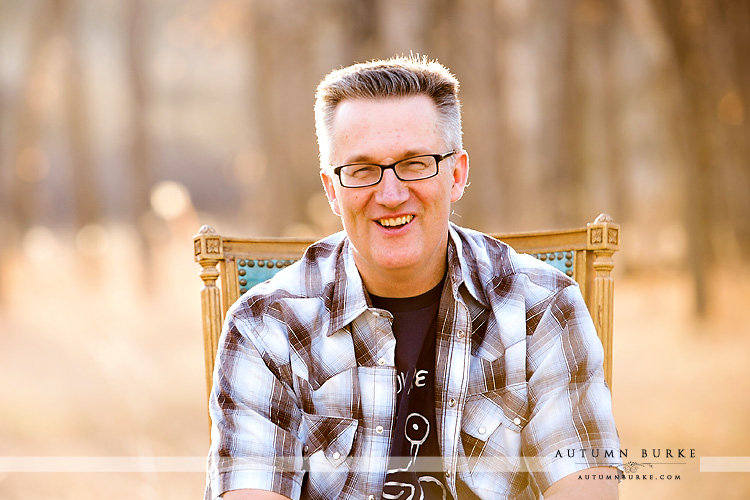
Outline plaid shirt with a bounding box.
[205,224,621,500]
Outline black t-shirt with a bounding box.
[370,278,454,500]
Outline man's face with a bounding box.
[321,95,469,295]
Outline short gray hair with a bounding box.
[314,55,463,167]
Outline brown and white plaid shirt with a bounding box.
[205,224,621,500]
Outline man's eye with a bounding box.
[400,160,429,171]
[350,165,379,178]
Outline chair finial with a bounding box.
[594,213,614,223]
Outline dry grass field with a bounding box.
[1,230,749,499]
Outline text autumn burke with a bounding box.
[555,448,696,459]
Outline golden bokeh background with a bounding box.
[1,0,749,498]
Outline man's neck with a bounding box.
[355,255,448,298]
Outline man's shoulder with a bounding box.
[450,224,576,295]
[226,232,346,321]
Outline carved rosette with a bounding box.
[194,225,224,261]
[587,213,619,252]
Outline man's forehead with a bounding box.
[330,96,442,162]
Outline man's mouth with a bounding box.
[377,215,414,228]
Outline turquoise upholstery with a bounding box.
[529,252,574,277]
[235,252,573,295]
[237,259,296,294]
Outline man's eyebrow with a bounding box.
[339,154,377,165]
[340,150,432,165]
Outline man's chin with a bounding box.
[370,252,421,273]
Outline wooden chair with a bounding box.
[194,214,620,406]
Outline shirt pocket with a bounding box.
[302,413,358,468]
[461,381,529,473]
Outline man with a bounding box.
[205,56,621,499]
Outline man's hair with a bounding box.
[314,55,463,167]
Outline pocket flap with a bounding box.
[498,382,529,431]
[462,394,504,441]
[462,382,528,441]
[302,414,358,467]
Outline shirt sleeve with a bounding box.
[522,283,622,493]
[205,311,304,500]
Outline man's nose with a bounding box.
[374,168,409,207]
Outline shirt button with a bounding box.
[457,329,465,339]
[478,427,486,434]
[514,417,522,426]
[303,445,309,453]
[448,398,456,407]
[376,425,384,433]
[377,357,386,366]
[332,452,341,460]
[445,471,451,479]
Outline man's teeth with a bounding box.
[379,215,414,227]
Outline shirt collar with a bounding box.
[327,238,370,336]
[446,223,490,309]
[326,224,491,336]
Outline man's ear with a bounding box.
[450,150,470,203]
[320,170,342,216]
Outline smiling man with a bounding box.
[321,94,464,298]
[205,56,621,500]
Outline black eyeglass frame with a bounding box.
[330,151,457,188]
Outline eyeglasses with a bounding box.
[330,151,456,188]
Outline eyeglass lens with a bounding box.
[339,155,438,187]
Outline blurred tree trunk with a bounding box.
[712,1,750,259]
[541,0,588,228]
[557,0,623,227]
[653,0,714,316]
[495,0,619,232]
[449,0,502,232]
[125,0,154,289]
[126,0,152,235]
[63,0,101,230]
[376,0,431,55]
[0,2,6,300]
[8,0,64,234]
[652,0,750,315]
[242,0,374,236]
[594,1,626,224]
[0,6,5,216]
[489,0,528,232]
[244,0,307,235]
